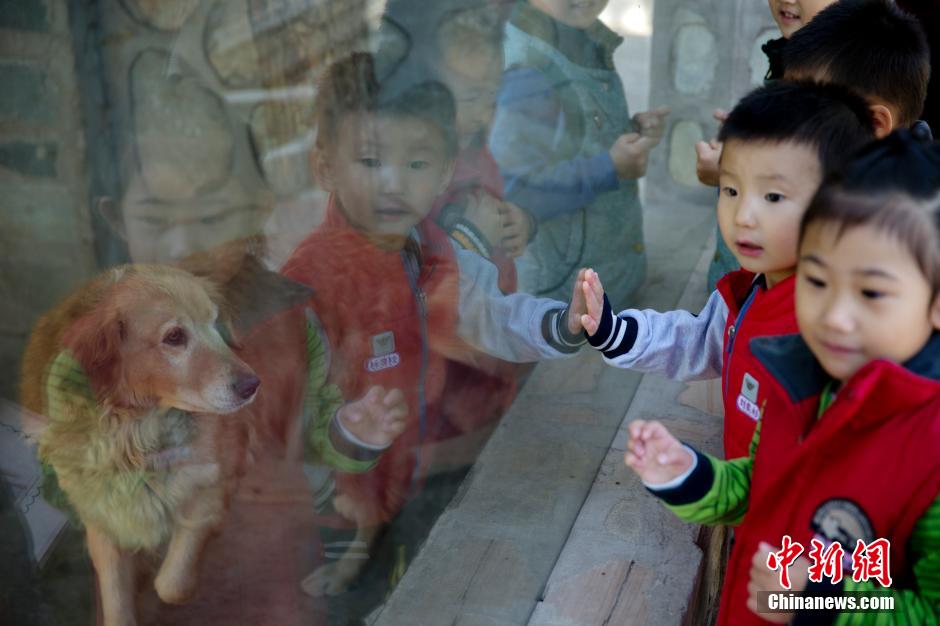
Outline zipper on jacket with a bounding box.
[723,284,760,399]
[402,240,429,490]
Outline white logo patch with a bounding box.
[365,352,401,372]
[736,394,761,421]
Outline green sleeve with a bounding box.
[300,319,379,473]
[665,420,760,527]
[832,495,940,626]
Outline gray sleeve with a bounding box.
[588,289,728,381]
[453,245,582,362]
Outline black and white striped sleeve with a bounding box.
[586,294,640,359]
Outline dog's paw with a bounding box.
[154,567,198,605]
[300,558,366,597]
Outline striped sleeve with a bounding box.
[586,294,639,359]
[301,317,381,473]
[541,306,587,354]
[585,290,728,381]
[648,421,760,527]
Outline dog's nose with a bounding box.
[234,374,260,400]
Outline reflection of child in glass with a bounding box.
[578,82,874,460]
[489,0,669,303]
[625,131,940,625]
[283,53,590,603]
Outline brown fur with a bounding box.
[20,264,260,626]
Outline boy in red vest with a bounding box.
[284,52,589,616]
[578,81,874,459]
[625,129,940,624]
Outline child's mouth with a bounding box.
[376,207,410,221]
[779,9,800,23]
[735,240,764,257]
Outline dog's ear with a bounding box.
[62,307,126,397]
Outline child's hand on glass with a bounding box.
[498,201,534,257]
[609,132,656,179]
[463,191,507,250]
[624,420,694,485]
[694,109,728,187]
[747,542,810,622]
[567,268,605,335]
[632,105,671,145]
[336,386,407,448]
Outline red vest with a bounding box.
[716,334,940,625]
[282,199,462,527]
[717,270,798,459]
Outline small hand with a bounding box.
[695,139,723,187]
[336,386,407,448]
[632,105,671,144]
[566,268,604,335]
[624,420,693,485]
[609,132,658,179]
[498,201,533,257]
[462,191,505,250]
[568,268,604,336]
[747,542,809,622]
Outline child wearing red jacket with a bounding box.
[626,129,940,625]
[578,81,874,459]
[283,52,590,616]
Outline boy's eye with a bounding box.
[721,187,738,198]
[359,158,381,168]
[765,192,784,203]
[861,289,886,300]
[410,160,430,170]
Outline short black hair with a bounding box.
[800,128,940,295]
[314,52,458,157]
[783,0,930,127]
[719,80,875,176]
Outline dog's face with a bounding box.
[66,267,260,414]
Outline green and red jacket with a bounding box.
[651,332,940,625]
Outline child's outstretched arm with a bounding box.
[627,419,758,527]
[580,268,728,381]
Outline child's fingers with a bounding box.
[381,387,405,408]
[363,385,384,405]
[713,108,729,123]
[580,313,598,336]
[628,419,647,440]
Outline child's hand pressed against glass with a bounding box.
[566,268,605,336]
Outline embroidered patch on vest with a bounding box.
[811,498,875,548]
[365,332,400,372]
[736,372,761,420]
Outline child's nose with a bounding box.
[379,165,405,194]
[734,198,758,227]
[822,296,856,332]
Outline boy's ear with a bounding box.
[868,104,895,139]
[930,293,940,331]
[97,196,127,241]
[310,148,337,192]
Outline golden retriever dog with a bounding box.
[20,264,259,626]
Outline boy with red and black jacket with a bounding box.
[281,52,592,614]
[578,81,874,459]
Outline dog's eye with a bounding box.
[162,327,187,347]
